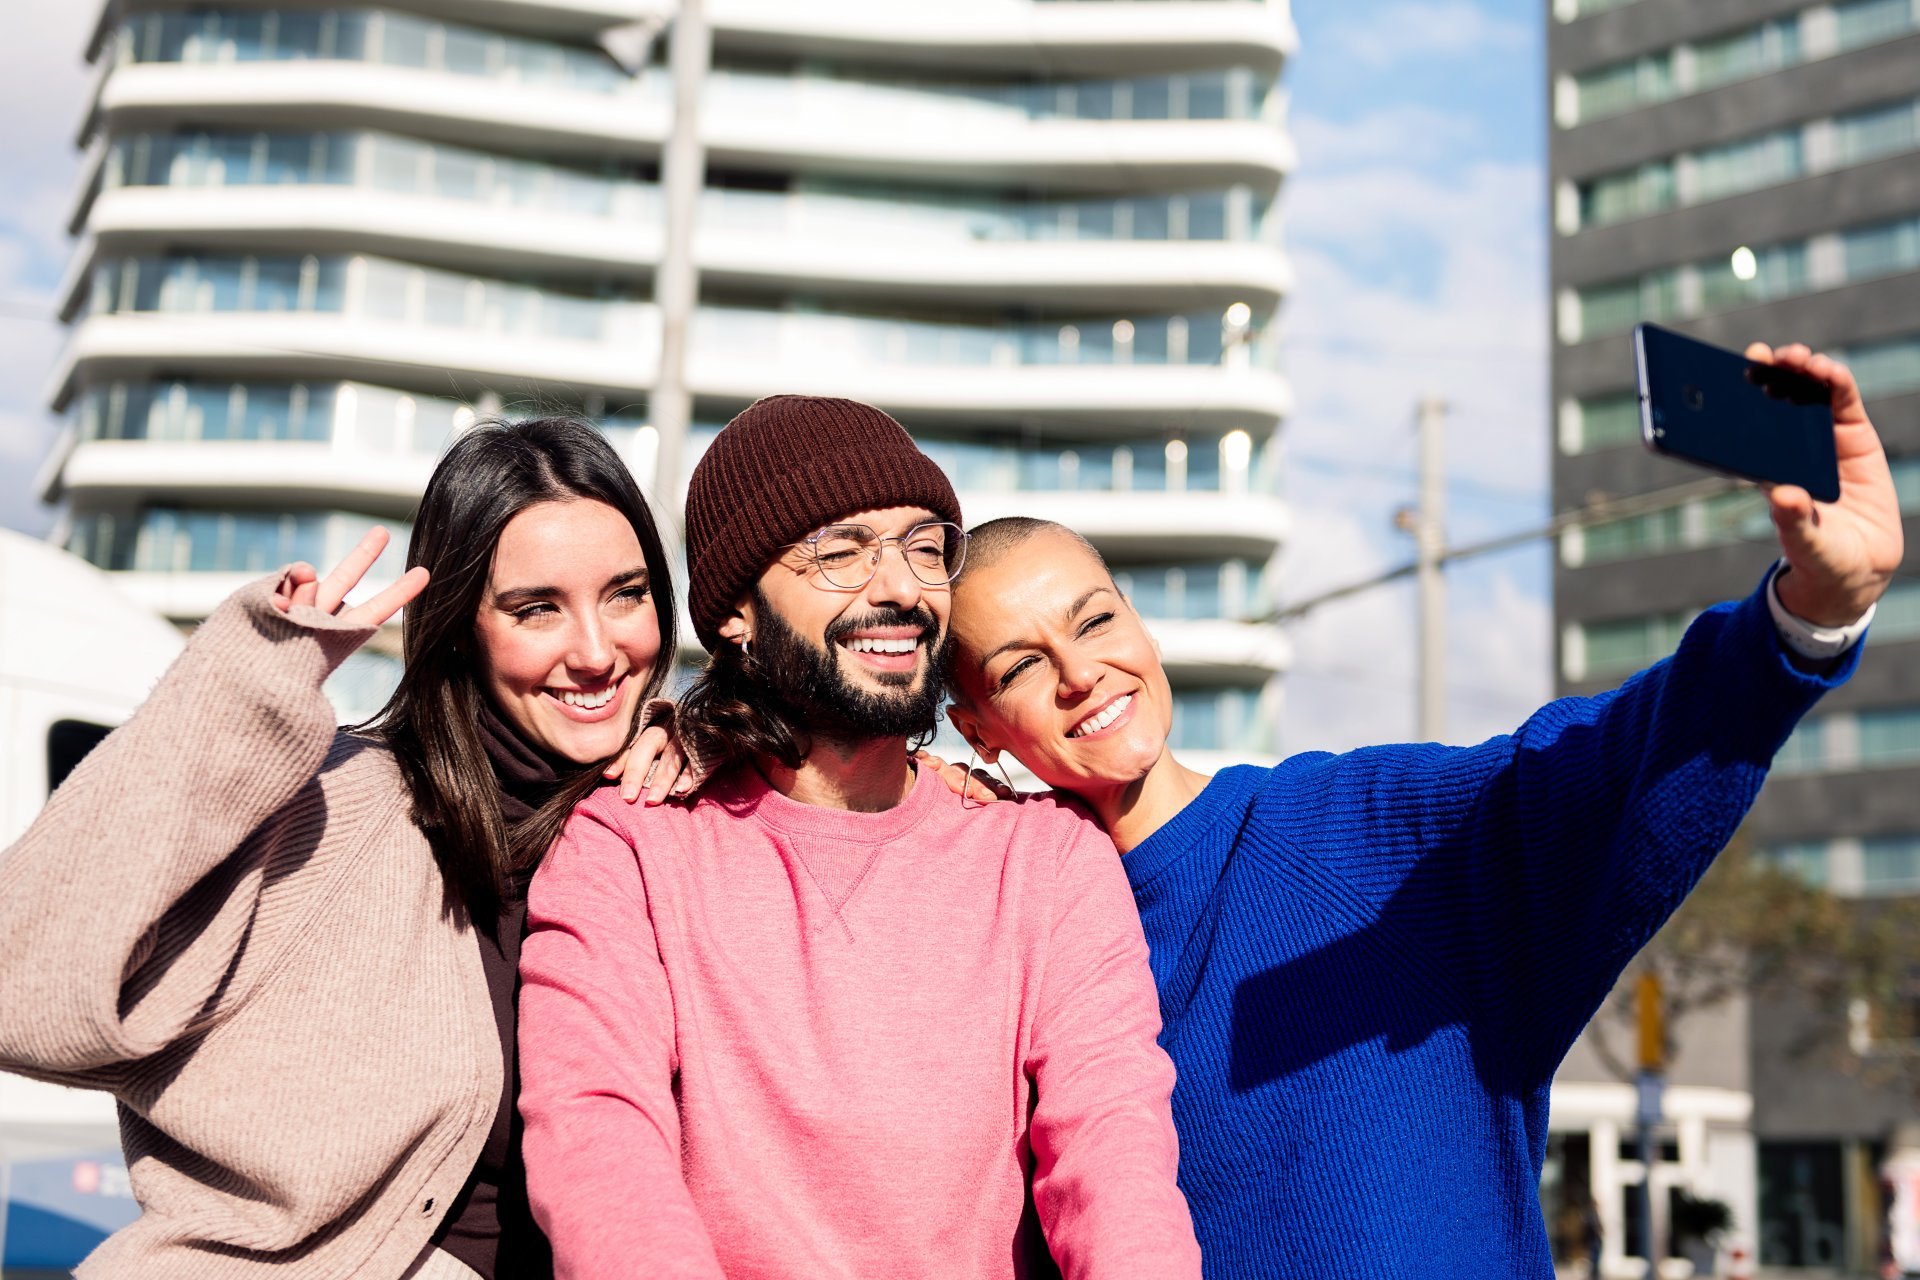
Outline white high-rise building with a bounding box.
[41,0,1296,760]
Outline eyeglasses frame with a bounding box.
[782,520,971,591]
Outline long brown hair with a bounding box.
[675,609,810,773]
[361,417,678,922]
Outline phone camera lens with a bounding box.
[1683,385,1705,411]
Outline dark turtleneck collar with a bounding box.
[476,700,568,893]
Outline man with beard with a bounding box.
[517,396,1200,1279]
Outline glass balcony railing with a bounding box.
[1112,560,1268,621]
[1170,686,1268,752]
[101,129,1282,246]
[117,9,624,92]
[83,251,1282,371]
[73,379,1283,506]
[69,506,410,576]
[692,304,1279,370]
[917,429,1275,496]
[116,9,1282,126]
[82,252,644,342]
[72,377,658,463]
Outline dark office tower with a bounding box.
[1546,0,1920,1270]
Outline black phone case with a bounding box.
[1634,323,1840,503]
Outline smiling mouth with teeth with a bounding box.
[552,682,618,709]
[1069,693,1133,739]
[842,637,920,655]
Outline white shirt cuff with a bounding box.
[1766,560,1873,660]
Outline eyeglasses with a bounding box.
[788,522,969,589]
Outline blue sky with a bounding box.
[0,0,1556,752]
[1276,0,1553,751]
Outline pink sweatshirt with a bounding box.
[518,766,1199,1279]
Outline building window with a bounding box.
[1573,53,1674,122]
[1566,456,1920,566]
[1563,1,1916,128]
[1168,686,1268,753]
[1833,0,1917,51]
[1568,97,1920,232]
[1561,394,1642,455]
[1772,718,1829,775]
[119,9,623,94]
[68,508,412,577]
[1570,214,1920,341]
[47,721,114,795]
[1867,580,1920,643]
[1832,98,1920,166]
[1755,840,1831,887]
[1855,706,1920,770]
[1841,332,1920,400]
[1568,611,1692,681]
[1577,163,1677,227]
[1861,834,1920,894]
[1692,130,1803,203]
[1691,19,1801,94]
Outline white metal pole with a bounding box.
[650,0,710,515]
[1415,395,1448,742]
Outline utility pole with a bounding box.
[1394,396,1448,741]
[649,0,710,513]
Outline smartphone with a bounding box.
[1633,322,1839,502]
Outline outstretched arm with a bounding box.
[1295,344,1898,1079]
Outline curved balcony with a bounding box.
[66,505,410,618]
[1148,618,1292,681]
[76,132,1291,307]
[689,0,1297,78]
[94,32,1294,188]
[959,488,1288,559]
[53,253,1291,432]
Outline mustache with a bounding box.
[824,605,942,646]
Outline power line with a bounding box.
[1267,473,1748,623]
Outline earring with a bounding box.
[959,749,1018,809]
[961,748,985,810]
[741,638,752,662]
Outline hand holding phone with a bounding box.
[1741,340,1904,628]
[1632,327,1902,628]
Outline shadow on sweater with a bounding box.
[1222,706,1754,1100]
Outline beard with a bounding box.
[750,590,952,743]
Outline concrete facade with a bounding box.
[39,0,1300,763]
[1548,1,1920,1271]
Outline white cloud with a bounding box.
[0,5,94,537]
[1291,105,1483,170]
[1315,1,1533,72]
[1275,106,1553,754]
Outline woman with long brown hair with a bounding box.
[0,417,678,1279]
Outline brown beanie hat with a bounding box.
[684,395,963,649]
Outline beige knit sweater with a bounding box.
[0,577,498,1278]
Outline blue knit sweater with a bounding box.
[1121,582,1858,1278]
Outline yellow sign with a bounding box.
[1637,971,1664,1072]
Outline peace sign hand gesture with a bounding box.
[271,527,430,629]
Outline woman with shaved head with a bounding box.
[923,345,1901,1277]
